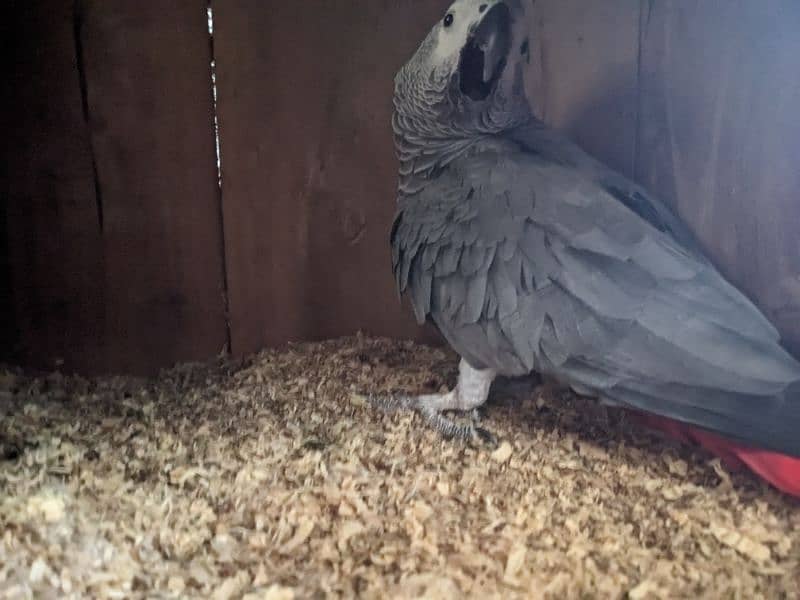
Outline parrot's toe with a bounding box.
[417,403,496,446]
[366,392,497,446]
[366,392,416,414]
[470,408,499,447]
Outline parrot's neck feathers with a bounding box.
[393,125,477,195]
[392,114,534,196]
[392,66,533,195]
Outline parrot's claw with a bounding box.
[368,393,497,446]
[469,408,498,446]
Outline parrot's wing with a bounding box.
[392,148,800,455]
[507,122,709,260]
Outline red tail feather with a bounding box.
[631,413,800,498]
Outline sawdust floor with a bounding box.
[1,336,798,599]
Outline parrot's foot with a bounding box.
[368,392,497,445]
[367,358,498,445]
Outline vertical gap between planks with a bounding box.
[72,0,104,231]
[207,2,232,355]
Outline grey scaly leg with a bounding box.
[370,358,497,444]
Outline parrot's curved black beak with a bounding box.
[458,2,512,101]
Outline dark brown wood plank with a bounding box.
[79,0,228,372]
[529,0,641,177]
[637,1,800,354]
[214,1,451,355]
[2,1,106,372]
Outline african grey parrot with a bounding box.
[385,0,800,494]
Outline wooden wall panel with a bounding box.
[529,0,641,178]
[79,0,228,372]
[637,1,800,354]
[6,1,800,372]
[2,1,105,372]
[213,1,451,355]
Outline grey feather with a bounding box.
[435,244,461,277]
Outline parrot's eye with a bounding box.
[443,13,454,27]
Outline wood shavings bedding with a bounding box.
[0,336,798,598]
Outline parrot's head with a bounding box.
[393,0,532,140]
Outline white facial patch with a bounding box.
[431,0,484,64]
